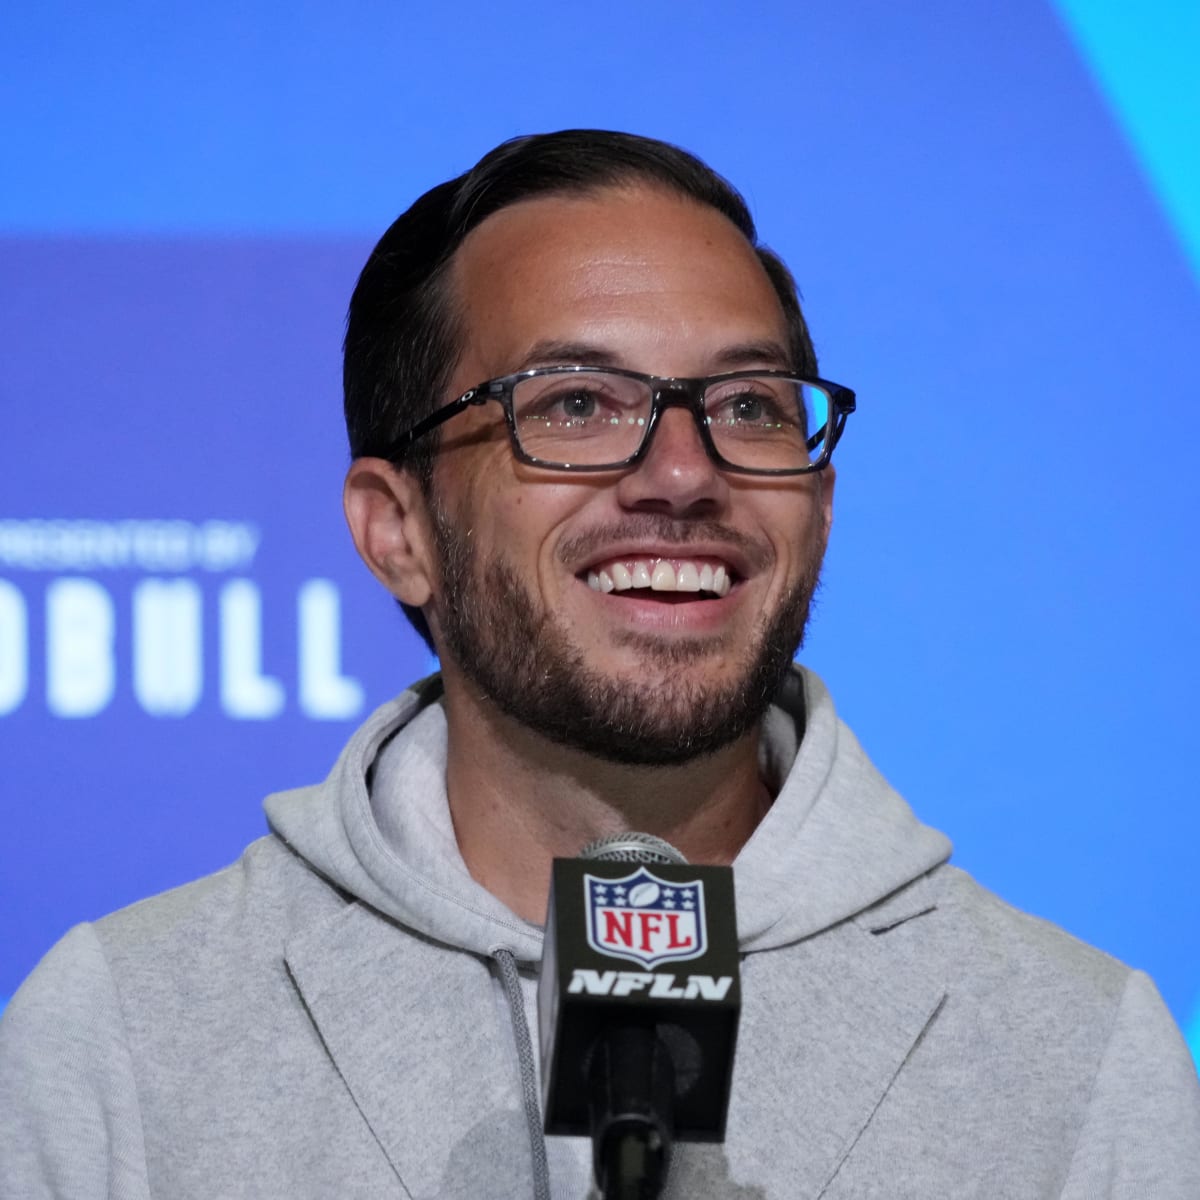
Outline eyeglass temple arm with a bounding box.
[382,391,486,460]
[804,387,856,454]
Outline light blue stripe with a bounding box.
[1187,1004,1200,1070]
[1052,0,1200,281]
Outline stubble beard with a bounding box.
[430,508,825,767]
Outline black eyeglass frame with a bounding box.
[381,365,856,476]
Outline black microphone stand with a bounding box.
[580,835,686,1200]
[541,832,739,1199]
[588,1022,676,1200]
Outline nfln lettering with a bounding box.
[567,969,733,1000]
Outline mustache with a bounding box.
[558,517,771,572]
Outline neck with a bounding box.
[439,666,771,925]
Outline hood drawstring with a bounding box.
[492,947,552,1200]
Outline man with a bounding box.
[2,130,1198,1198]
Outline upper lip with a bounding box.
[573,541,755,581]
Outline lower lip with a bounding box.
[579,581,742,634]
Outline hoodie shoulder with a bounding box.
[820,864,1200,1194]
[930,864,1129,999]
[91,832,345,977]
[856,861,1132,1017]
[0,923,152,1199]
[0,837,340,1200]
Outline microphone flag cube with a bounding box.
[539,856,741,1139]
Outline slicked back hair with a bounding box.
[343,129,818,648]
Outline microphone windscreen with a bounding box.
[579,832,688,865]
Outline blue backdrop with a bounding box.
[2,1,1197,1062]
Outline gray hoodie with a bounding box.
[2,667,1198,1198]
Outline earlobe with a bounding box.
[343,458,436,607]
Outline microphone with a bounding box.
[538,833,741,1200]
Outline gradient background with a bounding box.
[1,1,1197,1065]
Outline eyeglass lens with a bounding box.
[510,372,832,469]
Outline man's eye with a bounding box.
[525,386,612,423]
[711,390,780,426]
[556,390,599,419]
[732,394,767,421]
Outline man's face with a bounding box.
[423,184,834,764]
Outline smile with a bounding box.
[584,558,734,598]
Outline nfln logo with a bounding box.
[584,867,707,969]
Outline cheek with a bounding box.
[499,482,609,603]
[480,484,562,580]
[763,496,826,581]
[491,474,590,539]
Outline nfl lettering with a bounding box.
[584,869,708,969]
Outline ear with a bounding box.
[343,458,437,608]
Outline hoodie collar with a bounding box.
[264,667,951,963]
[265,674,543,963]
[735,668,952,947]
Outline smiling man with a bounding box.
[2,131,1198,1198]
[344,178,839,920]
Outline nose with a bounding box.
[614,401,729,517]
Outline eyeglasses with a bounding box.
[384,366,856,475]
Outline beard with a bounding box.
[429,507,825,766]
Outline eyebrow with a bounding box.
[515,340,622,371]
[709,340,794,372]
[513,338,795,374]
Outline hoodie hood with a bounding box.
[264,666,951,965]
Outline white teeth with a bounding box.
[588,558,734,596]
[587,569,617,594]
[651,562,677,591]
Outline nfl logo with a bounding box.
[584,868,707,969]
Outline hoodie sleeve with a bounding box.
[1059,969,1200,1198]
[0,924,151,1200]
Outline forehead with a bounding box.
[447,184,790,378]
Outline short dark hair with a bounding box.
[343,129,818,648]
